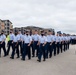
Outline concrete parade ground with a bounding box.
[0,45,76,75]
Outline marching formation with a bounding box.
[0,30,75,62]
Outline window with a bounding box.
[5,27,6,29]
[5,31,6,33]
[7,23,9,26]
[7,27,9,30]
[7,31,9,34]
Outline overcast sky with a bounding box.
[0,0,76,34]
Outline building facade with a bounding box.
[0,19,5,33]
[0,19,13,35]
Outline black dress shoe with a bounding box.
[54,54,56,56]
[16,57,20,58]
[49,56,52,58]
[28,58,31,60]
[6,53,9,56]
[37,59,41,62]
[36,55,38,57]
[46,57,48,59]
[32,56,34,57]
[43,59,46,61]
[10,57,14,59]
[7,54,9,56]
[21,58,25,61]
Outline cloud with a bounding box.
[0,0,76,34]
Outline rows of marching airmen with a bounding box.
[0,30,76,62]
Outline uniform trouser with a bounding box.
[72,39,75,44]
[31,43,34,56]
[45,43,48,58]
[67,42,70,49]
[71,39,73,44]
[72,39,74,44]
[0,42,7,56]
[11,42,19,58]
[0,42,2,56]
[74,39,75,44]
[65,42,67,50]
[18,41,23,55]
[73,39,74,44]
[7,40,13,55]
[53,42,56,56]
[60,42,63,53]
[38,44,46,61]
[70,39,72,44]
[46,42,53,58]
[75,39,76,44]
[56,42,60,54]
[64,41,66,51]
[33,41,39,57]
[22,43,31,60]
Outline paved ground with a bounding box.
[0,45,76,75]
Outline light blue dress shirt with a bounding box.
[47,35,53,42]
[39,35,47,43]
[23,35,32,44]
[32,34,39,41]
[9,33,14,40]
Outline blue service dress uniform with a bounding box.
[67,36,70,49]
[10,34,19,59]
[46,34,53,58]
[52,35,56,56]
[0,34,2,57]
[56,35,60,54]
[37,34,47,62]
[7,33,14,55]
[65,36,68,50]
[22,34,32,61]
[59,36,64,53]
[63,36,66,51]
[17,33,23,55]
[32,34,39,57]
[0,33,7,57]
